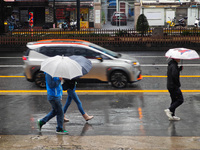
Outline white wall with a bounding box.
[188,7,198,26]
[143,8,165,26]
[165,9,175,22]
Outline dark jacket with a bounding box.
[167,59,181,89]
[62,79,77,90]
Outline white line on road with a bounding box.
[141,64,200,67]
[134,56,165,58]
[0,57,22,59]
[0,65,23,67]
[0,64,200,67]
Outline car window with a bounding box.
[89,44,120,58]
[114,13,125,16]
[73,47,87,56]
[39,46,73,57]
[24,49,30,56]
[73,47,100,59]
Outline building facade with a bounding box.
[4,0,94,29]
[135,0,200,27]
[4,0,200,29]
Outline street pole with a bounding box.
[0,0,5,35]
[53,0,57,28]
[77,0,80,31]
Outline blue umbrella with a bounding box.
[69,55,92,76]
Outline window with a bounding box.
[39,46,73,57]
[73,47,101,59]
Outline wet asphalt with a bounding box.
[0,93,200,137]
[0,48,200,149]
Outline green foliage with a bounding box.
[101,11,106,24]
[181,29,200,36]
[115,30,128,36]
[181,31,191,36]
[136,14,149,35]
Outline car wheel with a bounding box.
[35,72,46,88]
[110,71,128,88]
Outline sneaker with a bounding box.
[56,129,69,135]
[164,109,173,119]
[37,119,43,131]
[169,116,181,121]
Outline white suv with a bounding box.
[23,39,142,88]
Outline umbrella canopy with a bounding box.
[165,48,200,60]
[41,55,83,79]
[69,55,92,75]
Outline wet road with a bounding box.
[0,50,200,149]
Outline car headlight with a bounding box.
[133,62,139,66]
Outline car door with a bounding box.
[72,47,111,81]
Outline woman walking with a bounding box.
[62,79,93,122]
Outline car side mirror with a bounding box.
[96,56,103,62]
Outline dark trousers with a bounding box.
[168,88,184,116]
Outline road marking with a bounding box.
[134,56,165,58]
[0,64,200,67]
[141,64,200,67]
[0,57,22,59]
[1,75,200,78]
[0,76,25,77]
[0,90,200,93]
[0,65,23,67]
[142,75,200,78]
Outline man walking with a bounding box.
[37,73,68,134]
[164,58,184,121]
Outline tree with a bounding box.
[136,14,149,35]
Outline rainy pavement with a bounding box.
[0,93,200,136]
[1,93,200,149]
[0,50,200,149]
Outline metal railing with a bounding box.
[1,28,200,46]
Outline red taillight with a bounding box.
[22,56,27,60]
[107,68,112,71]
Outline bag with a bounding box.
[62,79,76,90]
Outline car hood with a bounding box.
[118,53,139,63]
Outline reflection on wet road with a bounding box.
[0,93,200,137]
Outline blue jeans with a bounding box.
[63,86,85,115]
[41,97,64,131]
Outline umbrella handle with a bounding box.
[180,60,183,72]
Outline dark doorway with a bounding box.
[34,7,45,26]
